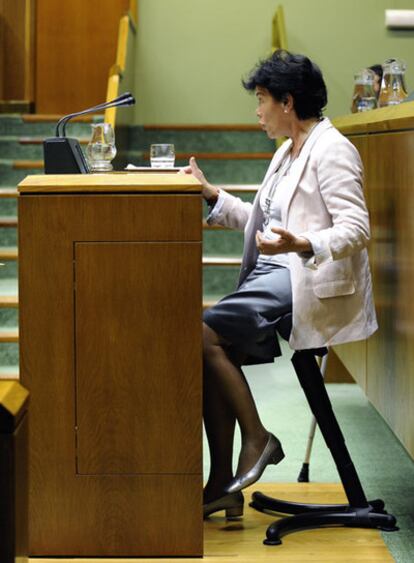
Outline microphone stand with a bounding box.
[43,93,135,174]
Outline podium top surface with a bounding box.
[18,172,202,194]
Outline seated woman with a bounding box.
[181,49,377,519]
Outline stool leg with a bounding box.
[292,350,368,507]
[250,350,398,545]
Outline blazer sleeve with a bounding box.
[206,189,253,231]
[300,137,370,269]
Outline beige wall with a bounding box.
[134,0,414,124]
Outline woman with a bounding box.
[182,50,377,519]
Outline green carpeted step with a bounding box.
[129,126,275,153]
[0,160,43,187]
[0,114,98,137]
[203,229,244,256]
[0,342,19,366]
[203,264,240,295]
[0,137,90,160]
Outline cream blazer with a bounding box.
[208,117,378,350]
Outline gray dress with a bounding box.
[203,159,293,365]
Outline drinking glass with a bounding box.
[86,123,117,172]
[150,144,175,168]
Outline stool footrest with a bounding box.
[260,506,399,546]
[250,491,386,515]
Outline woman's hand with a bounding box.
[256,227,312,255]
[179,156,219,203]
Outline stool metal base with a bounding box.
[251,348,399,546]
[250,492,398,545]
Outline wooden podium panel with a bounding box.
[18,175,203,557]
[75,242,201,475]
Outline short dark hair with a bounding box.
[368,64,383,81]
[243,50,327,120]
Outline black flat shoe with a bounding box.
[224,433,285,494]
[203,491,244,519]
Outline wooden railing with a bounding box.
[105,3,137,127]
[272,5,287,52]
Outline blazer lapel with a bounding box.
[281,117,333,226]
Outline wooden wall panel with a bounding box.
[75,242,201,475]
[0,0,35,102]
[36,0,130,114]
[332,136,369,391]
[365,131,414,456]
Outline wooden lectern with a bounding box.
[18,173,203,557]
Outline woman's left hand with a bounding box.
[256,227,312,255]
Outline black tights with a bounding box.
[203,322,269,503]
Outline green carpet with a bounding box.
[203,341,414,562]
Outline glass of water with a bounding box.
[150,144,175,168]
[86,123,117,172]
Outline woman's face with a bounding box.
[255,86,288,139]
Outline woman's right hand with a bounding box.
[179,156,220,203]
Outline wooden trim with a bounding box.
[0,217,17,227]
[0,329,19,343]
[0,295,18,308]
[220,184,259,192]
[19,137,89,145]
[116,15,130,72]
[24,0,35,102]
[333,100,414,135]
[0,247,18,260]
[0,189,18,198]
[272,5,288,52]
[143,124,262,131]
[202,220,229,230]
[104,73,120,128]
[13,160,43,170]
[22,114,101,123]
[129,0,138,26]
[202,256,241,266]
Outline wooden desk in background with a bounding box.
[333,101,414,460]
[18,173,203,557]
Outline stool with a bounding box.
[250,314,398,545]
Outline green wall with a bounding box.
[134,0,414,124]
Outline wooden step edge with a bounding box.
[0,328,18,342]
[22,114,102,123]
[202,220,229,230]
[0,367,19,380]
[143,152,273,161]
[220,184,259,193]
[203,300,216,311]
[143,124,262,132]
[19,137,89,145]
[0,188,18,198]
[0,247,18,260]
[0,217,17,227]
[13,160,43,170]
[0,295,18,308]
[203,256,242,266]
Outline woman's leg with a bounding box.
[203,322,269,498]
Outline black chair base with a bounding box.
[250,493,398,545]
[250,347,399,546]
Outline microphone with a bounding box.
[43,92,136,174]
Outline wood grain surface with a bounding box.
[19,190,203,556]
[35,0,130,113]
